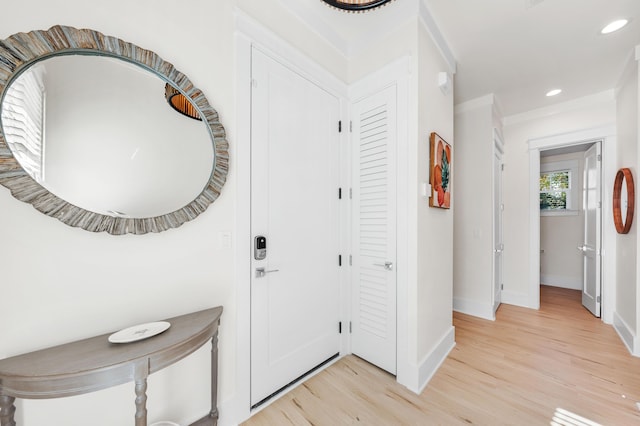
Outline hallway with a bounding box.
[244,286,640,425]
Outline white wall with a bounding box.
[614,47,639,351]
[1,2,457,424]
[0,1,234,425]
[540,151,585,290]
[345,10,455,392]
[415,19,455,388]
[501,94,616,307]
[452,97,495,319]
[237,0,348,80]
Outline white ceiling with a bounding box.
[426,0,640,115]
[279,0,640,116]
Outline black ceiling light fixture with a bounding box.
[321,0,395,12]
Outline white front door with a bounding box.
[350,85,397,375]
[581,143,602,317]
[250,48,341,406]
[493,136,504,314]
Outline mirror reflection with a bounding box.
[621,175,629,227]
[1,55,214,218]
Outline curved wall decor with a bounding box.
[0,25,228,235]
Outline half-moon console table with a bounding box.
[0,306,223,426]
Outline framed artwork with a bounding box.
[429,132,452,209]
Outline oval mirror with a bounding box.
[0,26,228,235]
[613,167,634,234]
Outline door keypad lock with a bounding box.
[254,236,267,260]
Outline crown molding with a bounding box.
[278,0,351,58]
[418,0,456,74]
[276,0,456,72]
[502,90,615,127]
[454,94,496,114]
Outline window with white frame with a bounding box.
[540,159,579,215]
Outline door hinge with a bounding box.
[338,254,342,266]
[349,254,352,266]
[597,154,602,161]
[251,78,258,88]
[597,295,601,303]
[339,322,342,333]
[501,163,505,171]
[350,121,353,132]
[338,120,342,133]
[598,201,602,208]
[501,284,504,290]
[349,321,352,333]
[338,188,342,199]
[349,188,353,199]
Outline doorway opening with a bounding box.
[527,125,615,323]
[539,142,601,316]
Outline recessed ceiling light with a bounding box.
[546,89,562,97]
[601,19,629,34]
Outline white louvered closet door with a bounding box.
[351,85,397,375]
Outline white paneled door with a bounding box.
[250,48,341,406]
[350,86,397,375]
[581,143,601,317]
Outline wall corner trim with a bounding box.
[613,311,639,357]
[453,297,496,321]
[501,290,533,309]
[399,326,455,394]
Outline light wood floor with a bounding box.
[243,286,640,425]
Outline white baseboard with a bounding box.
[540,274,581,290]
[453,297,495,321]
[613,311,639,357]
[405,326,455,394]
[501,290,531,308]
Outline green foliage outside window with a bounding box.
[540,170,570,210]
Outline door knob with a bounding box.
[373,261,393,271]
[255,267,280,278]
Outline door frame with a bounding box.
[492,128,504,315]
[348,56,410,389]
[527,125,616,323]
[235,10,350,423]
[248,47,343,407]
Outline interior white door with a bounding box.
[581,143,602,317]
[350,85,397,375]
[492,138,504,314]
[250,48,341,406]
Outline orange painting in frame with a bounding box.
[429,132,451,209]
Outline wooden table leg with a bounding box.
[134,378,148,426]
[210,331,219,423]
[191,332,220,426]
[0,395,16,426]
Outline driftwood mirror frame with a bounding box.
[0,25,228,235]
[613,167,634,234]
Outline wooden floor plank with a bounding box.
[243,286,640,425]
